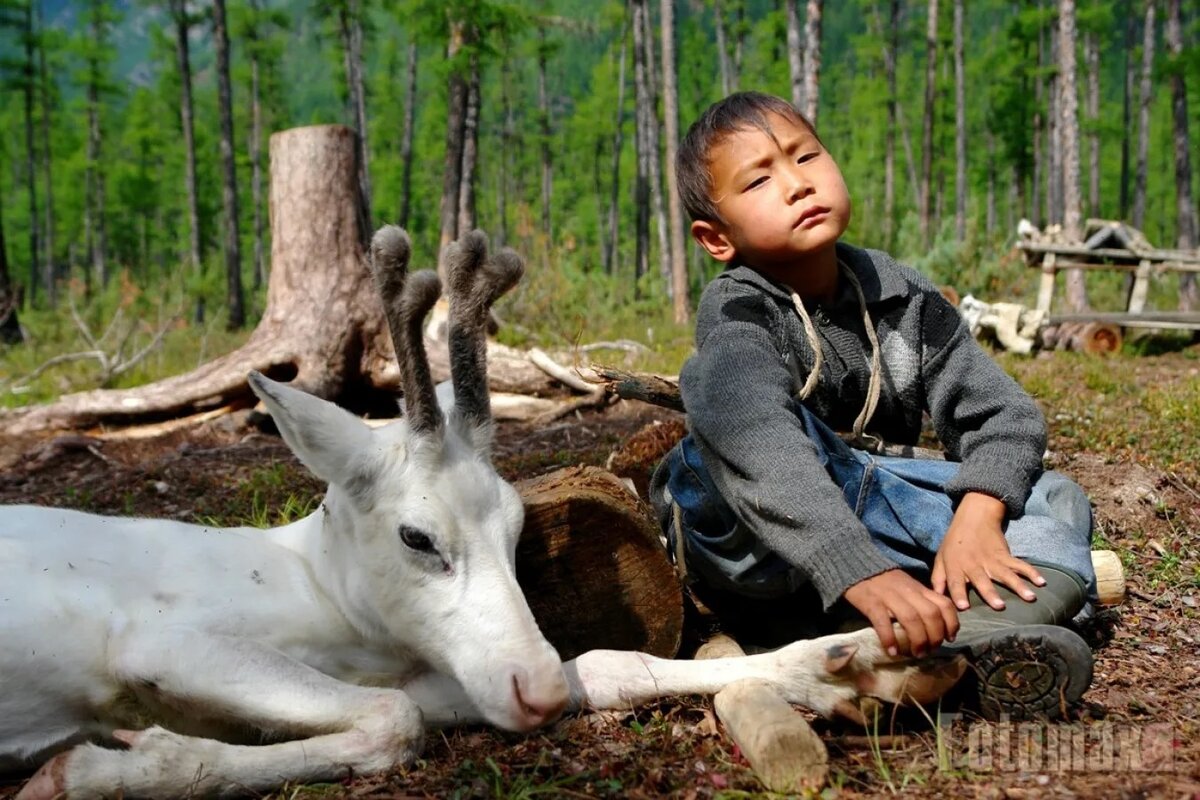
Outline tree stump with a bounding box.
[515,466,683,661]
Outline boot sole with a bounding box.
[954,624,1094,721]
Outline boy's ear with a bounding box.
[691,220,737,264]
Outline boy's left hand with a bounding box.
[931,492,1046,612]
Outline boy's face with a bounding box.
[692,113,851,270]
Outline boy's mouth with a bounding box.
[795,206,831,228]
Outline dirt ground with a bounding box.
[1,359,1198,799]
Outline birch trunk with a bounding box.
[661,0,689,323]
[1133,0,1155,231]
[803,0,823,126]
[213,0,246,329]
[920,0,938,246]
[1165,0,1197,310]
[953,0,965,241]
[459,55,480,237]
[786,0,804,110]
[399,42,417,230]
[1059,0,1089,311]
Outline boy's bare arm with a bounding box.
[931,492,1046,611]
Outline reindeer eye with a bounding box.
[399,525,435,553]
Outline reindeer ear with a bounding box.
[248,372,378,504]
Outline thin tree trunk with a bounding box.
[21,1,39,306]
[639,1,670,295]
[732,1,744,82]
[884,0,898,246]
[1165,0,1197,309]
[340,0,371,225]
[606,20,629,276]
[497,54,511,246]
[1119,0,1133,220]
[1047,10,1060,226]
[803,0,823,126]
[1033,7,1044,225]
[662,0,688,323]
[36,1,55,306]
[213,0,245,329]
[920,0,938,246]
[85,6,107,292]
[1084,29,1100,219]
[1133,0,1155,231]
[632,0,652,286]
[171,0,203,320]
[399,41,417,230]
[459,54,480,236]
[0,188,22,343]
[538,32,553,243]
[249,0,265,290]
[439,23,467,264]
[953,0,965,241]
[713,0,732,96]
[786,0,804,110]
[1059,0,1088,311]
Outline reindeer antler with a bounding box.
[443,230,524,436]
[370,226,444,436]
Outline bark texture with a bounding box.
[1133,0,1155,231]
[1165,0,1197,310]
[213,0,246,329]
[802,0,823,125]
[1059,0,1089,311]
[661,0,689,324]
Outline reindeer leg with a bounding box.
[564,628,966,721]
[17,627,423,800]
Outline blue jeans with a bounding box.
[656,402,1097,606]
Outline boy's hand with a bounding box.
[931,492,1046,612]
[842,569,959,659]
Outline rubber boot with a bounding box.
[939,561,1094,721]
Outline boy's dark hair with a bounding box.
[676,91,819,224]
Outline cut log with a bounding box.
[514,466,682,661]
[1092,549,1126,607]
[695,633,829,793]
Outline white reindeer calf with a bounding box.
[0,228,961,799]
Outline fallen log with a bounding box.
[695,633,829,793]
[515,466,682,661]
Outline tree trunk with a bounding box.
[1084,29,1101,219]
[1119,0,1133,221]
[213,0,246,330]
[515,466,683,662]
[36,1,55,306]
[661,0,688,324]
[802,0,823,126]
[21,1,40,307]
[713,0,733,96]
[1059,0,1089,311]
[639,2,670,297]
[1047,9,1060,226]
[1133,0,1154,232]
[249,0,265,291]
[632,0,652,285]
[884,0,898,247]
[732,1,745,82]
[85,19,106,292]
[538,32,553,242]
[171,0,203,320]
[398,41,418,230]
[920,0,938,247]
[786,0,804,110]
[606,20,629,276]
[1165,0,1197,310]
[439,23,468,264]
[1033,7,1044,225]
[497,55,512,246]
[0,189,23,344]
[953,0,965,241]
[339,0,371,226]
[459,54,480,237]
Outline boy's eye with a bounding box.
[745,176,768,191]
[797,152,820,164]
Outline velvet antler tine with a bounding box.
[445,230,524,437]
[370,225,443,436]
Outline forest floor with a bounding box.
[0,346,1198,799]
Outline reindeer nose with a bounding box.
[509,667,569,729]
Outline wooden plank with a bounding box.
[1017,241,1200,264]
[1036,252,1057,313]
[696,634,829,793]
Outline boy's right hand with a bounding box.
[842,569,960,658]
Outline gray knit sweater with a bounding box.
[679,242,1048,609]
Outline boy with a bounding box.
[650,92,1097,720]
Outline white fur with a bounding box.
[1,375,944,799]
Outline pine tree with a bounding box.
[1059,0,1089,311]
[212,0,246,329]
